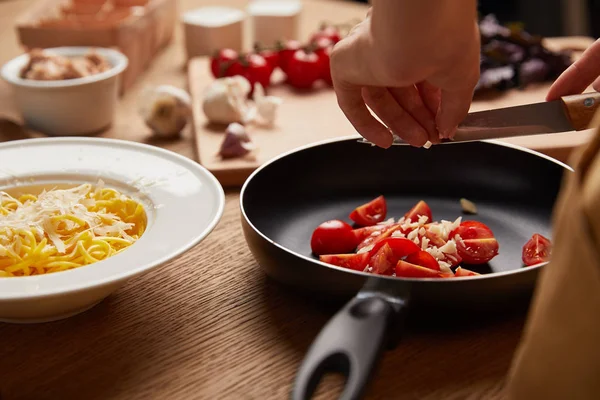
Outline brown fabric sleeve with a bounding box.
[505,113,600,399]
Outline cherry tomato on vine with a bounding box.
[210,48,238,78]
[286,49,322,89]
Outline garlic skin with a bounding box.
[252,82,282,127]
[202,76,253,124]
[219,122,256,159]
[139,85,192,138]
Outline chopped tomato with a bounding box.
[395,260,443,278]
[405,250,440,271]
[369,237,420,259]
[404,200,432,223]
[422,224,446,247]
[455,267,480,277]
[320,253,369,271]
[356,223,401,251]
[456,237,499,264]
[445,253,463,268]
[349,195,387,226]
[369,243,396,275]
[310,219,358,255]
[522,233,552,266]
[440,272,455,278]
[450,220,494,241]
[352,225,387,243]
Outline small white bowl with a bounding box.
[0,137,225,323]
[1,47,128,136]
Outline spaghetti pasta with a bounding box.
[0,181,146,277]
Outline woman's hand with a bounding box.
[547,39,600,100]
[329,0,480,148]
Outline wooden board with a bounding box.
[189,36,596,187]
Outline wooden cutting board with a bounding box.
[188,36,596,187]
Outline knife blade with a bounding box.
[358,92,600,146]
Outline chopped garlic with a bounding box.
[460,198,478,214]
[423,141,432,149]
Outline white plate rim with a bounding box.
[0,137,225,299]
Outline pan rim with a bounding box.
[240,135,573,282]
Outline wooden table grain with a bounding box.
[0,1,565,399]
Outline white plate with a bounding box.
[0,137,225,323]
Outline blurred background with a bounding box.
[350,0,599,38]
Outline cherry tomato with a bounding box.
[349,195,387,226]
[369,237,420,259]
[254,45,279,74]
[449,220,494,240]
[278,39,302,73]
[422,224,446,247]
[454,267,480,277]
[310,219,358,255]
[522,233,552,266]
[310,25,342,44]
[210,48,238,78]
[352,225,387,243]
[405,250,440,271]
[320,253,369,271]
[404,201,433,223]
[227,53,272,89]
[314,38,333,85]
[444,253,463,268]
[356,223,400,251]
[456,237,499,264]
[395,260,444,278]
[286,49,323,89]
[369,243,396,275]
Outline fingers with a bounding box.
[388,86,439,144]
[334,80,393,148]
[362,86,429,147]
[593,76,600,92]
[436,87,474,139]
[546,39,600,101]
[417,81,442,117]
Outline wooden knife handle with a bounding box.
[560,92,600,131]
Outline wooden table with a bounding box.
[0,1,587,399]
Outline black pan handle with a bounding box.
[291,290,409,400]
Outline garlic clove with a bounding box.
[219,122,256,159]
[203,75,253,125]
[252,82,282,127]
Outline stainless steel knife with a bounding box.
[358,92,600,145]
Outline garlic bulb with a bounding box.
[202,76,254,124]
[139,85,192,138]
[252,82,282,127]
[219,122,256,159]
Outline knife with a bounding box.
[358,92,600,145]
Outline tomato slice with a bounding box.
[405,250,440,271]
[369,243,396,275]
[522,233,552,266]
[449,220,494,241]
[352,225,387,243]
[310,219,358,255]
[395,260,443,278]
[349,195,387,226]
[356,223,401,251]
[404,200,432,223]
[369,237,420,259]
[319,253,369,271]
[445,253,463,268]
[454,267,480,277]
[456,237,499,264]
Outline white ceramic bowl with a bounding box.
[0,137,225,323]
[1,47,128,136]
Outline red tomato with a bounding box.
[286,49,322,89]
[356,223,400,251]
[227,53,272,88]
[395,260,443,278]
[456,237,499,264]
[320,253,369,271]
[404,201,433,223]
[422,224,446,247]
[310,25,342,44]
[352,225,387,243]
[349,195,387,226]
[444,253,463,268]
[255,48,279,74]
[278,39,302,73]
[312,37,333,85]
[522,233,552,266]
[449,220,494,241]
[310,219,358,255]
[210,48,238,78]
[405,250,440,271]
[369,243,396,275]
[454,267,480,277]
[369,237,420,259]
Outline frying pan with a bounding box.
[240,137,571,400]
